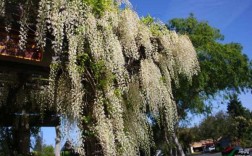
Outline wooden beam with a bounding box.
[0,58,50,75]
[0,114,60,127]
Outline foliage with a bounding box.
[33,145,54,156]
[33,134,54,156]
[177,127,195,152]
[0,127,40,156]
[167,14,252,118]
[34,135,43,153]
[187,103,252,149]
[230,116,252,147]
[226,95,252,147]
[227,94,252,119]
[83,0,114,17]
[141,15,168,36]
[198,111,230,142]
[0,1,199,155]
[168,13,224,45]
[42,146,54,156]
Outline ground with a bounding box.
[196,153,221,156]
[195,149,252,156]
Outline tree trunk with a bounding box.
[20,110,30,154]
[13,110,30,155]
[55,125,61,156]
[169,148,173,156]
[172,133,185,156]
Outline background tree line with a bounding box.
[178,94,252,151]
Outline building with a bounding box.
[190,139,214,153]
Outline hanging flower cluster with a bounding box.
[0,0,5,16]
[0,0,199,155]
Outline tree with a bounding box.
[34,135,43,153]
[226,94,252,147]
[167,14,252,119]
[42,145,54,156]
[32,144,54,156]
[227,94,251,119]
[33,134,54,156]
[194,105,252,148]
[198,111,230,142]
[0,126,40,156]
[177,127,195,153]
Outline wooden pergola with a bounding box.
[0,18,60,154]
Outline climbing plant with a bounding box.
[0,0,199,155]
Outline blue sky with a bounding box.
[130,0,252,59]
[43,0,252,146]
